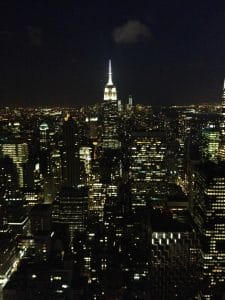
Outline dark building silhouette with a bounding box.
[62,115,80,187]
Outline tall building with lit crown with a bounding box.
[102,60,121,149]
[39,122,49,151]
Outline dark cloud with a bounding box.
[27,26,43,46]
[112,20,151,45]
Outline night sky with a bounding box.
[0,0,224,106]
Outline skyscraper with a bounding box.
[39,122,49,151]
[102,60,121,149]
[62,115,80,187]
[189,162,225,299]
[200,127,220,162]
[53,186,88,244]
[54,115,89,245]
[221,79,225,128]
[219,80,225,160]
[0,140,28,188]
[130,131,167,208]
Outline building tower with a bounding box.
[221,79,225,122]
[129,131,167,208]
[39,122,49,150]
[200,127,220,163]
[0,140,28,188]
[189,162,225,299]
[219,80,225,159]
[53,115,88,246]
[102,60,121,149]
[103,60,117,101]
[62,114,80,187]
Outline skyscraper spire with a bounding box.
[107,59,113,86]
[104,59,117,101]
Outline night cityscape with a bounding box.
[0,1,225,300]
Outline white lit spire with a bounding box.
[104,60,117,101]
[107,59,113,86]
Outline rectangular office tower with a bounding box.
[189,162,225,299]
[53,186,88,245]
[129,131,167,208]
[0,140,28,188]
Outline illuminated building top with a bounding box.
[64,113,70,122]
[104,60,117,101]
[39,122,49,131]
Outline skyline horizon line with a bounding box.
[0,58,224,107]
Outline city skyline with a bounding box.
[1,68,225,298]
[1,2,225,299]
[0,0,224,106]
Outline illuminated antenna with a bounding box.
[107,59,113,85]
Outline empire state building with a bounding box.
[104,60,117,101]
[102,60,121,149]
